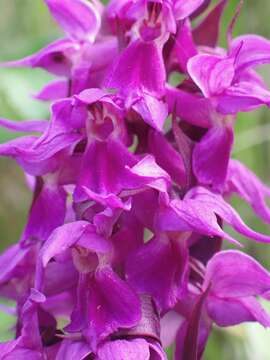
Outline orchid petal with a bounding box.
[126,234,188,310]
[45,0,101,42]
[187,54,235,97]
[55,340,92,360]
[97,339,150,360]
[204,250,270,297]
[34,79,69,101]
[193,125,234,191]
[207,296,270,327]
[174,0,204,20]
[231,34,270,73]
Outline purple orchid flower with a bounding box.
[173,250,270,359]
[105,37,168,131]
[37,221,141,348]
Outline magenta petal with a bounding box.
[206,296,270,327]
[74,139,136,202]
[44,259,78,297]
[21,180,66,243]
[148,130,186,187]
[126,234,188,310]
[127,154,171,193]
[132,93,168,131]
[226,160,270,224]
[0,136,58,175]
[86,266,141,342]
[97,339,150,360]
[187,54,235,97]
[0,118,48,133]
[75,88,109,104]
[161,311,183,348]
[55,340,92,360]
[167,196,241,245]
[0,102,84,174]
[166,86,211,128]
[231,34,270,73]
[162,183,270,245]
[216,93,266,114]
[75,139,170,204]
[187,187,270,244]
[34,79,69,101]
[79,186,132,210]
[41,221,89,266]
[1,38,76,76]
[193,125,234,191]
[0,243,32,284]
[41,221,109,267]
[174,0,204,20]
[45,0,100,42]
[0,290,45,358]
[106,39,166,97]
[0,135,37,158]
[174,20,197,72]
[204,250,270,297]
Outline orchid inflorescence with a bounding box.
[0,0,270,359]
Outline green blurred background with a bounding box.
[0,1,270,358]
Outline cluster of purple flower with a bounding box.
[1,0,270,358]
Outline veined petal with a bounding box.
[85,266,141,344]
[1,99,84,174]
[45,0,101,42]
[206,296,270,327]
[0,243,33,284]
[75,140,170,204]
[34,79,69,101]
[74,139,136,202]
[231,34,270,73]
[132,93,168,131]
[55,340,92,360]
[193,125,234,191]
[106,39,166,97]
[187,187,270,244]
[217,80,270,114]
[166,86,211,128]
[174,0,204,20]
[41,221,89,266]
[204,250,270,297]
[0,118,48,133]
[174,20,197,72]
[75,88,109,104]
[148,130,186,187]
[21,179,67,243]
[97,339,150,360]
[126,234,188,310]
[127,154,171,193]
[1,38,76,76]
[41,221,109,267]
[0,290,46,358]
[187,54,235,97]
[167,196,241,245]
